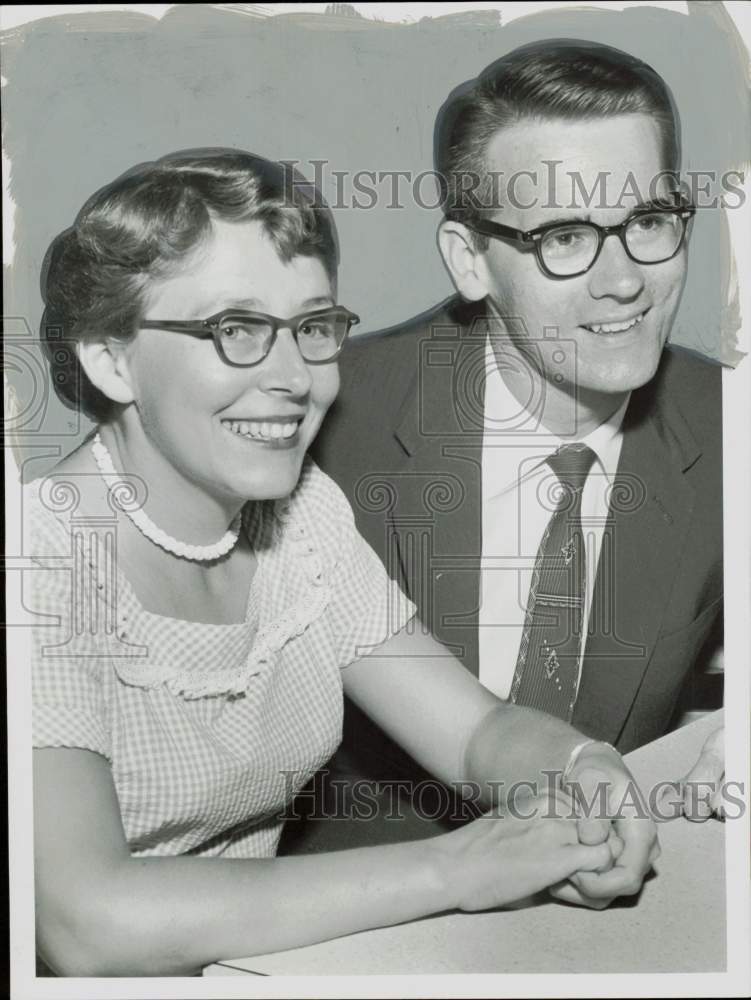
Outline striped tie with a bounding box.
[510,444,596,721]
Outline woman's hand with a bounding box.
[40,747,599,974]
[432,790,615,913]
[549,741,660,908]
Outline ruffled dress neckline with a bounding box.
[26,463,332,699]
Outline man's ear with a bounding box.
[437,220,489,302]
[76,339,136,407]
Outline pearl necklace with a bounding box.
[91,433,242,562]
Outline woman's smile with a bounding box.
[220,416,304,445]
[120,219,341,507]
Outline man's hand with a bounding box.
[549,741,660,908]
[676,726,725,821]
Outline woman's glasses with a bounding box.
[466,200,696,279]
[139,306,360,366]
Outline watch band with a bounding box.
[561,738,619,787]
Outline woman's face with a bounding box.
[120,218,340,503]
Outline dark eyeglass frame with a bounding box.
[139,306,360,367]
[466,201,696,279]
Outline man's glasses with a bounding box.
[467,200,696,279]
[139,306,360,367]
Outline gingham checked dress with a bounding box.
[29,457,415,858]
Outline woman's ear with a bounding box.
[437,220,490,302]
[76,339,136,406]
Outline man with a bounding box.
[312,40,723,798]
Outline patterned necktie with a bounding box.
[510,444,597,721]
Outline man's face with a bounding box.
[474,114,689,397]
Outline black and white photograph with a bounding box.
[3,2,750,996]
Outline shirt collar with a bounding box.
[482,337,630,499]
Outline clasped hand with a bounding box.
[436,749,657,914]
[548,742,660,909]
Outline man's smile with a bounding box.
[581,308,650,335]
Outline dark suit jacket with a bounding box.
[312,296,723,759]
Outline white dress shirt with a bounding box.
[479,338,630,701]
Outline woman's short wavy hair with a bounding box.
[40,149,339,422]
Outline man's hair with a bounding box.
[435,39,680,244]
[40,149,339,422]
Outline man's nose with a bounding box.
[257,328,312,396]
[586,233,646,301]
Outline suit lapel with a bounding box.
[385,302,701,720]
[392,304,487,674]
[573,374,700,743]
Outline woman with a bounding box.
[30,149,653,976]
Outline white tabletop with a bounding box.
[205,711,725,976]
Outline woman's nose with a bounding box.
[587,234,646,301]
[257,328,313,396]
